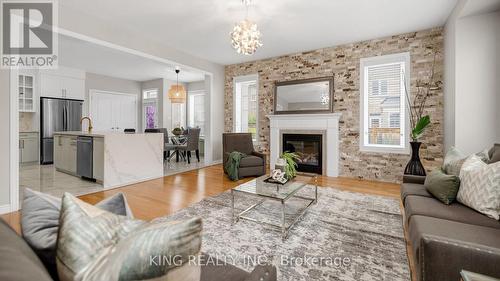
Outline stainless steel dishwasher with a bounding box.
[76,136,93,179]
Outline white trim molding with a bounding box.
[267,113,342,177]
[0,204,11,215]
[359,52,411,155]
[232,74,259,143]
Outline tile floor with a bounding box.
[19,156,208,203]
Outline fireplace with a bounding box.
[282,134,322,174]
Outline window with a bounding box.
[188,91,205,136]
[389,113,400,128]
[142,89,158,130]
[171,103,186,129]
[360,52,409,153]
[234,74,258,142]
[369,115,381,128]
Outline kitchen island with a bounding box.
[53,131,163,189]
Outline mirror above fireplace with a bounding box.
[274,76,334,114]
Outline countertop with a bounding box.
[53,131,160,137]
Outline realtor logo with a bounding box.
[1,0,58,68]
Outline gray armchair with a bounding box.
[223,133,266,178]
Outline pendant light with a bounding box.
[230,0,263,55]
[168,67,186,103]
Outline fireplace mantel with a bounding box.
[267,113,342,177]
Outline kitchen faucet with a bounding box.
[80,117,93,133]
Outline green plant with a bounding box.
[281,151,299,179]
[404,50,440,141]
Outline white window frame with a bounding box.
[142,88,159,130]
[359,52,410,154]
[233,74,259,143]
[187,90,206,136]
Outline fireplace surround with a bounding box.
[268,113,342,177]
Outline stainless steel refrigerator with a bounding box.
[40,97,83,164]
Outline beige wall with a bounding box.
[0,70,11,206]
[444,4,500,154]
[225,28,445,183]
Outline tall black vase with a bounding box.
[404,141,426,176]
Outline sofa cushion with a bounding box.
[21,188,134,280]
[200,255,248,281]
[404,195,500,229]
[400,183,432,204]
[240,155,264,167]
[424,169,460,205]
[408,215,500,281]
[0,219,53,281]
[490,143,500,164]
[57,193,202,281]
[457,156,500,220]
[442,147,466,176]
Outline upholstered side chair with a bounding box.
[223,133,266,178]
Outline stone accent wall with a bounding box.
[224,28,444,183]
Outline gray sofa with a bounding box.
[0,219,276,281]
[401,175,500,281]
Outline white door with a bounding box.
[114,95,137,131]
[90,91,137,132]
[90,93,114,131]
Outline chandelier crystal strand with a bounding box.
[230,0,263,55]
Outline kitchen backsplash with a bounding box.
[19,112,37,132]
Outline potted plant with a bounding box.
[281,152,300,179]
[403,51,440,176]
[172,127,183,136]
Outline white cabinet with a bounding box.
[40,67,85,100]
[90,91,137,132]
[19,132,39,163]
[54,135,77,174]
[18,74,36,112]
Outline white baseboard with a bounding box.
[209,160,223,166]
[0,204,11,215]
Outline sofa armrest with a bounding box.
[419,235,500,281]
[251,151,266,164]
[403,175,426,185]
[244,265,277,281]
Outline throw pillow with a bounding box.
[490,143,500,164]
[476,148,491,163]
[457,156,500,220]
[56,193,202,281]
[424,169,460,205]
[442,147,466,176]
[21,189,134,279]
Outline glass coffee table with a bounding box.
[231,173,318,241]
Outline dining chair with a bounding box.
[177,128,201,164]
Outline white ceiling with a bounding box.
[58,35,206,82]
[60,0,458,65]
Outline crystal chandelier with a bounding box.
[230,0,263,55]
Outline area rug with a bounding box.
[154,185,410,281]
